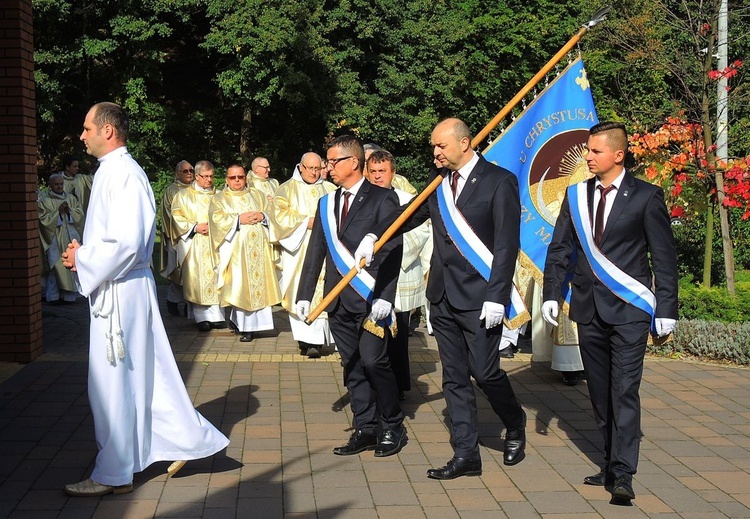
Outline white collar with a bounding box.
[342,175,366,198]
[595,168,626,191]
[455,151,480,179]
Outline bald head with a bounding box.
[431,117,473,171]
[299,152,323,184]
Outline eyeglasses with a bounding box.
[196,174,214,179]
[181,168,194,173]
[255,164,270,170]
[227,175,246,180]
[301,164,323,172]
[326,156,353,168]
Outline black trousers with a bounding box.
[430,295,524,459]
[578,310,649,478]
[329,302,404,434]
[387,311,412,392]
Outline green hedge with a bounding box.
[678,275,750,323]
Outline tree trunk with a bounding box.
[699,18,736,293]
[703,203,713,288]
[240,105,253,165]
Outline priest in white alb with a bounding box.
[61,102,229,497]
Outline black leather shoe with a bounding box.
[333,430,377,456]
[499,348,515,359]
[374,428,406,457]
[584,470,615,489]
[427,457,482,480]
[167,301,180,316]
[503,409,527,466]
[611,475,635,500]
[197,321,211,332]
[239,333,253,342]
[562,371,580,386]
[211,321,228,329]
[306,346,321,359]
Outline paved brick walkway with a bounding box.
[1,294,749,518]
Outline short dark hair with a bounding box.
[61,155,78,168]
[327,135,365,172]
[589,121,628,152]
[367,149,396,171]
[92,102,129,142]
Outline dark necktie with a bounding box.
[595,184,616,246]
[340,191,351,226]
[451,171,460,201]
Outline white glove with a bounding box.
[541,300,559,327]
[479,301,505,329]
[655,318,677,337]
[368,298,392,322]
[353,234,377,272]
[295,300,311,321]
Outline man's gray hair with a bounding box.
[174,160,191,174]
[195,160,214,176]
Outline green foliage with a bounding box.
[673,207,750,284]
[678,274,750,322]
[649,320,750,366]
[32,0,750,194]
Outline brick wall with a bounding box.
[0,1,43,361]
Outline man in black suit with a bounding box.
[355,118,527,479]
[296,135,406,457]
[542,122,678,503]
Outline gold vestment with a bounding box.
[171,185,218,305]
[158,180,191,283]
[271,176,336,313]
[392,174,417,195]
[209,187,281,312]
[38,191,85,293]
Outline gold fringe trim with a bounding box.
[363,318,398,339]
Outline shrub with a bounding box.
[678,274,750,323]
[650,320,750,366]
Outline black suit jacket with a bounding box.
[543,173,678,325]
[376,155,520,311]
[297,180,402,314]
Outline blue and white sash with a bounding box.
[568,182,656,323]
[319,192,395,331]
[435,175,528,328]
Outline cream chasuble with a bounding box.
[391,174,417,196]
[158,179,191,283]
[209,186,281,312]
[171,184,218,305]
[271,171,336,314]
[248,173,279,201]
[62,173,94,212]
[38,191,84,294]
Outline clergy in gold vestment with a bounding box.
[60,156,94,212]
[159,160,194,316]
[39,173,84,302]
[210,164,280,342]
[248,157,280,202]
[171,160,225,331]
[271,153,336,358]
